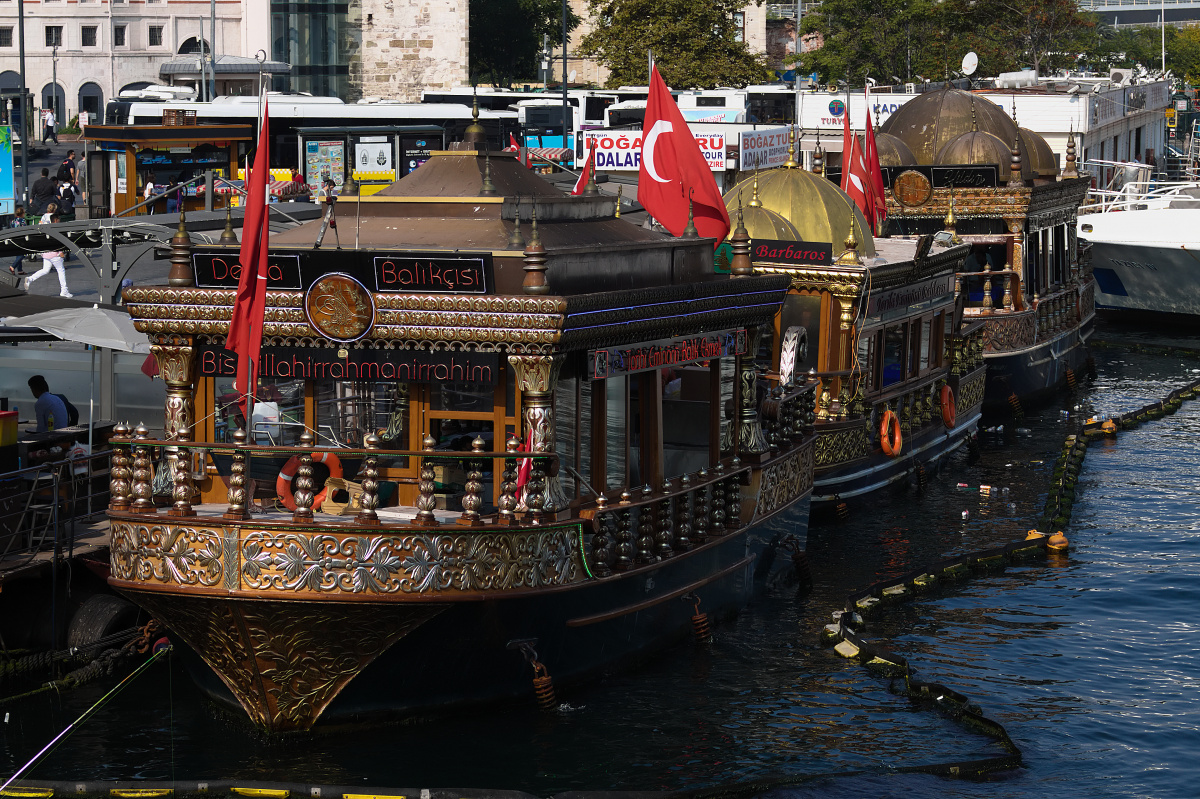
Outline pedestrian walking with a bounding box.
[29,168,57,215]
[42,109,58,144]
[25,240,71,297]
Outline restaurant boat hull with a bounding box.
[106,144,817,732]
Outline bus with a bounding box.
[103,93,520,170]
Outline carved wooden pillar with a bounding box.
[224,428,250,520]
[108,422,132,512]
[720,326,768,455]
[1007,218,1026,303]
[508,354,568,513]
[151,334,197,442]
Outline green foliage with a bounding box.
[470,0,580,87]
[578,0,768,89]
[796,0,1094,85]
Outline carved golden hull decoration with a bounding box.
[129,590,446,732]
[753,442,815,520]
[814,423,871,470]
[956,370,987,414]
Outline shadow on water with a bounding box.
[3,322,1200,797]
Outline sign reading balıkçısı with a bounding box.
[738,128,791,170]
[581,130,725,172]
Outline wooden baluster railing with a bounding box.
[498,437,519,524]
[590,496,613,577]
[457,435,485,527]
[836,378,851,420]
[291,432,316,523]
[692,470,710,544]
[526,456,547,525]
[816,375,833,421]
[675,475,693,551]
[130,424,156,514]
[615,490,634,571]
[413,434,440,527]
[223,427,249,520]
[709,464,726,532]
[724,461,742,531]
[108,422,131,512]
[635,485,656,563]
[356,433,381,526]
[899,393,912,435]
[169,445,195,518]
[655,482,674,559]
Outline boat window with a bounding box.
[663,363,713,478]
[430,381,492,413]
[780,293,822,373]
[604,376,636,489]
[213,377,304,445]
[919,318,931,372]
[881,325,904,389]
[555,375,595,500]
[314,380,410,467]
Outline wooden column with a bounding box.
[508,354,567,513]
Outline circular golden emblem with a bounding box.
[304,273,375,342]
[893,169,933,208]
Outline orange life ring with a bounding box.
[276,451,343,512]
[940,384,957,429]
[879,409,902,457]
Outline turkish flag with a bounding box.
[226,100,271,416]
[504,133,520,152]
[840,103,871,222]
[572,141,595,195]
[638,65,730,245]
[863,89,888,234]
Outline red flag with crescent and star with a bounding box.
[840,103,871,222]
[638,65,730,245]
[226,99,271,417]
[572,140,596,195]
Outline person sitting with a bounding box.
[27,375,69,433]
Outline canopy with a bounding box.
[3,306,149,353]
[205,179,309,197]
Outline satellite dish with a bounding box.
[569,69,577,84]
[962,51,978,77]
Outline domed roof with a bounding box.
[1020,127,1058,178]
[935,129,1030,181]
[875,132,917,167]
[724,167,876,258]
[878,86,1019,166]
[725,197,801,242]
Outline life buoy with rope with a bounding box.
[277,451,343,512]
[879,409,902,457]
[940,384,957,429]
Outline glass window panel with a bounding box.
[663,364,711,477]
[920,319,931,371]
[113,26,126,46]
[881,326,904,388]
[314,380,410,467]
[429,380,491,413]
[779,293,822,373]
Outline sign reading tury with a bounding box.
[198,345,499,384]
[588,329,747,379]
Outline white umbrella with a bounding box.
[3,305,150,455]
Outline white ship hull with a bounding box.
[1079,208,1200,320]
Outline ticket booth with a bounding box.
[83,123,253,215]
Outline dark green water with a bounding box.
[3,328,1198,797]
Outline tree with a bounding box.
[470,0,579,87]
[579,0,768,89]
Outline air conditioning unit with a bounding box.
[1109,68,1129,86]
[905,82,916,94]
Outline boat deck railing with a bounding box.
[1080,181,1200,214]
[0,450,112,560]
[959,275,1092,351]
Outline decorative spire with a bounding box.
[583,154,599,196]
[463,85,486,146]
[218,202,239,245]
[730,193,752,277]
[615,185,623,218]
[167,208,193,287]
[970,95,978,132]
[836,219,861,265]
[682,193,698,238]
[943,189,962,245]
[1063,124,1079,178]
[480,151,498,195]
[749,169,762,208]
[522,205,550,295]
[784,125,799,169]
[1007,134,1024,188]
[507,196,525,249]
[812,129,824,176]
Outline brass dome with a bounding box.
[935,129,1030,182]
[1020,127,1058,178]
[725,167,876,257]
[725,204,801,242]
[875,132,917,167]
[878,86,1019,166]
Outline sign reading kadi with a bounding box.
[588,329,747,379]
[193,253,303,289]
[373,253,490,293]
[199,345,499,384]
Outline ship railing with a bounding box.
[1033,285,1083,339]
[0,450,112,560]
[947,320,986,376]
[759,378,818,451]
[956,269,1022,312]
[578,457,753,578]
[1079,180,1200,214]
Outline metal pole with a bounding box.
[17,0,27,203]
[561,0,569,152]
[210,0,217,100]
[52,44,57,126]
[1161,0,1166,75]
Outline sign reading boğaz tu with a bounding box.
[581,130,726,172]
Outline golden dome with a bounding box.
[725,167,876,257]
[875,132,917,166]
[1020,127,1058,178]
[878,86,1019,166]
[935,129,1030,181]
[725,204,801,241]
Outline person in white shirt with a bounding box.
[25,241,71,298]
[39,201,57,224]
[143,173,157,214]
[42,109,58,144]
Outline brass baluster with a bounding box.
[655,480,673,559]
[692,470,709,544]
[635,485,656,563]
[1002,271,1014,309]
[356,433,381,526]
[615,490,634,571]
[709,464,726,532]
[169,445,195,518]
[836,378,851,420]
[590,496,613,577]
[899,393,912,435]
[108,422,131,512]
[816,375,833,421]
[724,460,742,531]
[224,427,249,520]
[982,263,994,309]
[675,475,693,551]
[457,435,485,527]
[291,432,316,523]
[526,456,547,525]
[130,424,155,514]
[413,434,440,527]
[498,437,519,524]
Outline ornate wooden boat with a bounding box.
[104,144,818,732]
[717,147,985,507]
[876,87,1095,414]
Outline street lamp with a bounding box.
[51,43,58,129]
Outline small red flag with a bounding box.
[504,133,521,152]
[638,65,730,245]
[226,99,271,416]
[571,142,595,195]
[840,103,871,221]
[863,88,888,234]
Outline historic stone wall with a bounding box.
[355,0,469,101]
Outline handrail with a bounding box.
[108,437,543,460]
